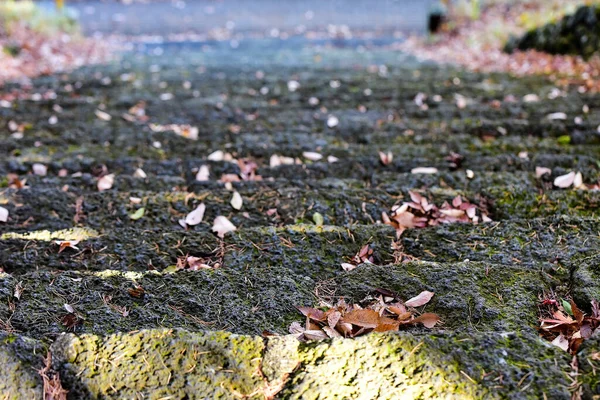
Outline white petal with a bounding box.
[327,115,339,128]
[212,216,237,238]
[207,150,224,162]
[547,112,567,121]
[303,151,323,161]
[95,109,112,121]
[574,172,584,188]
[411,167,438,174]
[32,163,47,176]
[230,192,243,210]
[535,167,552,178]
[97,174,115,191]
[270,154,281,168]
[553,171,575,188]
[185,204,206,226]
[0,206,8,222]
[133,168,147,179]
[196,165,210,181]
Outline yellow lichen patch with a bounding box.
[1,227,99,241]
[51,329,266,399]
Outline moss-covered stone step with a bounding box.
[486,186,600,220]
[0,329,573,399]
[0,224,396,274]
[576,333,600,397]
[3,114,599,159]
[1,184,597,234]
[0,259,559,339]
[401,215,598,268]
[1,216,595,277]
[2,155,598,192]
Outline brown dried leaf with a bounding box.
[327,311,342,329]
[571,300,584,325]
[303,329,329,340]
[342,309,380,328]
[411,313,440,328]
[322,326,342,338]
[374,317,400,332]
[297,307,326,322]
[551,334,569,352]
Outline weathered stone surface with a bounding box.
[3,330,558,399]
[0,335,45,400]
[281,331,571,400]
[577,333,600,399]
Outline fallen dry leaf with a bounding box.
[539,297,600,354]
[341,263,357,272]
[291,290,439,341]
[411,313,440,328]
[55,240,80,253]
[405,291,435,307]
[133,168,147,179]
[574,172,584,189]
[212,216,237,238]
[547,112,567,121]
[129,207,145,220]
[342,309,381,329]
[208,150,224,162]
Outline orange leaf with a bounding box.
[411,313,440,328]
[374,317,400,332]
[570,300,584,324]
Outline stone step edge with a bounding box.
[0,328,577,399]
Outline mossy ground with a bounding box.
[0,55,598,398]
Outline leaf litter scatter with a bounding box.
[540,296,600,355]
[291,289,439,341]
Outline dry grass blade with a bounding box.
[37,351,68,400]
